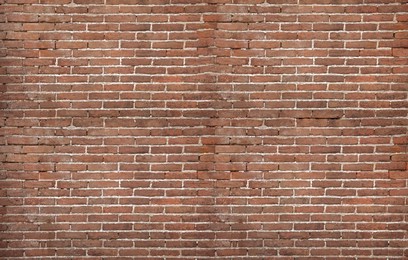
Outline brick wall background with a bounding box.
[1,0,407,259]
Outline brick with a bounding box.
[1,1,407,259]
[393,48,408,57]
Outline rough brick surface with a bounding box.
[1,0,408,259]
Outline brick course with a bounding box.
[1,0,407,259]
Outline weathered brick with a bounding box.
[1,0,407,258]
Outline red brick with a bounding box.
[1,1,407,258]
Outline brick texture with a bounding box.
[1,0,408,259]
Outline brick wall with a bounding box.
[1,0,407,259]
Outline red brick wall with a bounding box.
[1,0,407,259]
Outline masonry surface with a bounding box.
[1,0,408,259]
